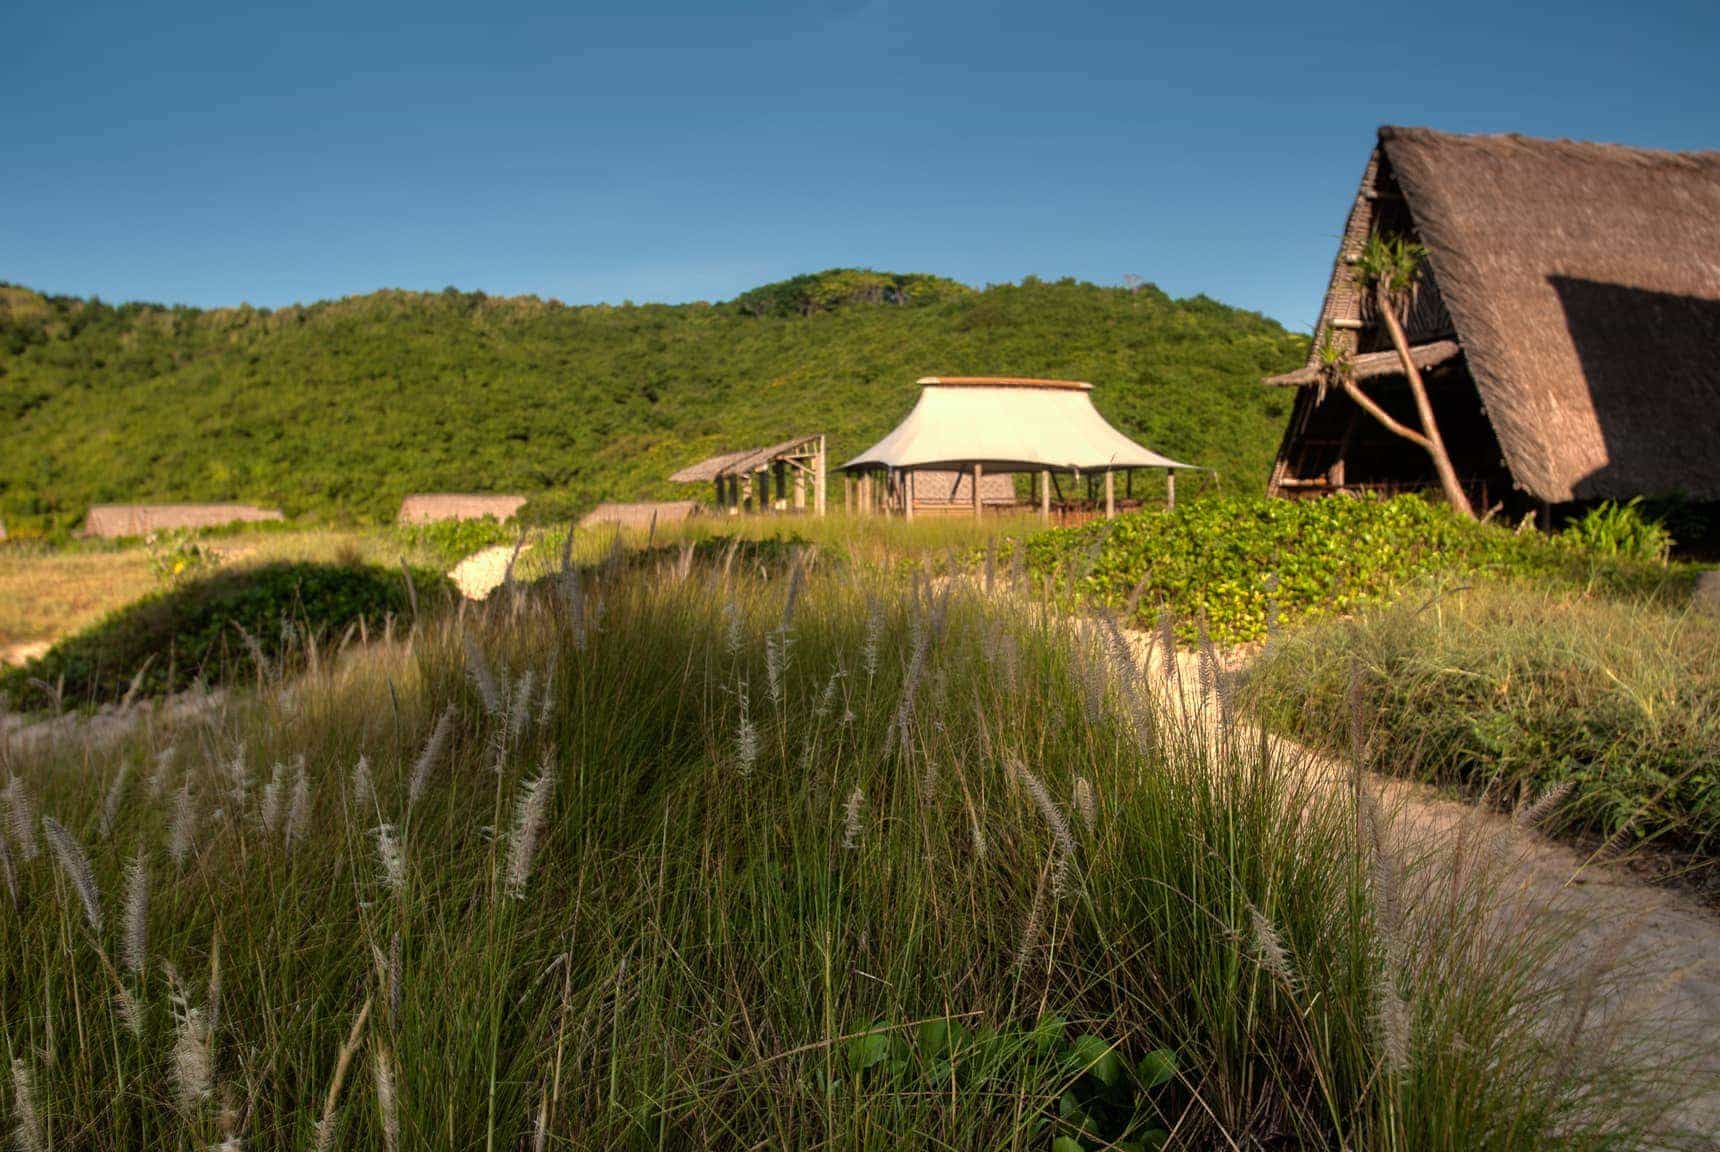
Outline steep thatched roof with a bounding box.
[1296,126,1720,502]
[668,436,821,483]
[398,494,527,524]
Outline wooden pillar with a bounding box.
[814,436,827,516]
[843,474,853,515]
[971,463,983,519]
[793,468,806,512]
[1104,470,1115,519]
[713,477,723,511]
[1166,469,1176,510]
[903,471,915,521]
[1039,469,1051,522]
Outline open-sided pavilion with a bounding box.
[842,377,1195,521]
[668,435,828,516]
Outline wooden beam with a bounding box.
[1104,470,1115,519]
[1166,470,1176,510]
[972,463,983,519]
[1039,469,1050,522]
[814,436,827,516]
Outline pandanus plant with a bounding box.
[1323,233,1475,518]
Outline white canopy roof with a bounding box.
[843,377,1194,474]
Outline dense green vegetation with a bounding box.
[0,553,1681,1149]
[1247,586,1720,866]
[0,272,1304,537]
[1016,494,1691,645]
[1,560,450,707]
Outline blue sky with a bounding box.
[6,1,1717,330]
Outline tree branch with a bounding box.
[1337,376,1434,451]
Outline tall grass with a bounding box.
[1247,583,1720,866]
[0,553,1692,1148]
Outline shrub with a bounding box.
[1246,584,1720,861]
[1016,494,1688,645]
[1,560,451,708]
[389,516,519,566]
[1558,498,1674,564]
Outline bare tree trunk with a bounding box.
[1373,287,1475,518]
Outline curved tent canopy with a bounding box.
[843,377,1192,474]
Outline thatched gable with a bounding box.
[667,436,823,483]
[1278,126,1720,504]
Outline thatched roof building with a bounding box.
[1268,126,1720,509]
[398,494,527,525]
[669,435,827,515]
[82,503,284,539]
[579,501,700,530]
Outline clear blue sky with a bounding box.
[6,0,1717,330]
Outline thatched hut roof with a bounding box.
[1290,126,1720,502]
[668,437,822,483]
[578,501,700,529]
[398,494,527,524]
[81,503,284,539]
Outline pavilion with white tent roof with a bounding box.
[842,376,1197,521]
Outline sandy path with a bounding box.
[447,543,519,600]
[1143,643,1720,1136]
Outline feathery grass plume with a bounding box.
[722,597,743,657]
[173,1005,213,1111]
[114,983,144,1038]
[1013,854,1053,974]
[861,594,883,682]
[148,743,178,800]
[285,757,311,855]
[350,754,373,812]
[462,632,504,716]
[123,849,149,974]
[374,824,405,895]
[506,760,556,900]
[43,815,103,932]
[259,760,288,834]
[0,828,15,906]
[11,1057,45,1152]
[168,779,197,868]
[814,666,843,720]
[312,997,373,1152]
[841,787,865,850]
[99,760,132,839]
[1513,779,1574,830]
[1156,608,1178,685]
[234,620,271,682]
[207,934,223,1037]
[1072,777,1097,838]
[1014,761,1077,896]
[4,775,39,862]
[779,549,806,634]
[407,706,456,816]
[764,631,787,708]
[1248,904,1295,987]
[1197,618,1234,729]
[386,932,402,1022]
[223,744,247,809]
[507,668,536,744]
[1591,812,1640,864]
[373,1041,400,1152]
[560,559,587,651]
[536,653,558,730]
[734,678,758,778]
[1375,968,1411,1077]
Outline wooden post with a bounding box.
[1104,470,1115,519]
[843,474,853,515]
[1039,469,1051,522]
[1166,469,1176,510]
[793,468,806,512]
[814,436,827,516]
[971,463,983,519]
[903,471,915,521]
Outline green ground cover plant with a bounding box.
[0,550,1690,1148]
[0,272,1303,537]
[1246,584,1720,866]
[1016,493,1690,645]
[1,560,450,708]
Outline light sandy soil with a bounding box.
[1,640,51,667]
[1146,644,1720,1138]
[448,543,519,600]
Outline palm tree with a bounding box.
[1328,233,1474,518]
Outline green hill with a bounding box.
[0,272,1305,537]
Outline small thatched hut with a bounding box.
[578,501,700,530]
[398,494,528,525]
[82,503,284,539]
[669,436,827,515]
[1268,126,1720,515]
